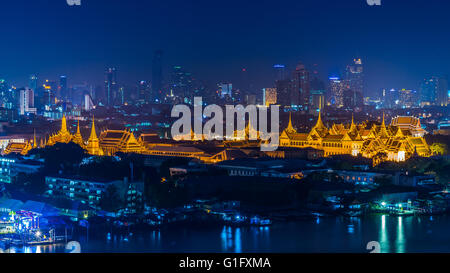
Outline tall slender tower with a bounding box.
[87,117,103,155]
[105,68,117,106]
[152,50,163,102]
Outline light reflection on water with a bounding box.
[5,214,450,253]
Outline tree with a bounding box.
[32,143,86,174]
[430,143,448,156]
[99,185,123,212]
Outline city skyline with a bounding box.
[0,0,450,96]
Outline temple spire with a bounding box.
[61,114,68,133]
[33,129,37,148]
[286,113,296,133]
[314,110,326,129]
[89,116,98,141]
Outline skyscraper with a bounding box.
[19,88,36,115]
[437,77,449,106]
[273,64,286,82]
[138,80,151,103]
[59,75,68,101]
[263,88,277,106]
[170,66,194,103]
[291,62,310,109]
[275,79,293,107]
[104,67,117,106]
[152,50,163,102]
[328,77,345,107]
[419,76,448,106]
[29,75,38,91]
[345,58,364,97]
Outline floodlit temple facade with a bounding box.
[3,113,432,165]
[280,112,431,165]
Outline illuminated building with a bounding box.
[263,88,277,106]
[105,67,117,106]
[152,50,163,102]
[86,118,103,156]
[47,115,74,145]
[19,88,36,116]
[280,112,431,165]
[292,62,310,109]
[273,64,286,81]
[398,89,418,108]
[99,129,145,156]
[328,77,345,107]
[345,58,364,97]
[420,76,448,106]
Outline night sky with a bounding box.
[1,0,450,96]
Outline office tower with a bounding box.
[218,83,233,98]
[275,79,293,107]
[240,68,250,95]
[138,80,151,103]
[310,76,325,113]
[43,80,57,106]
[118,87,125,105]
[19,88,36,115]
[343,89,364,110]
[59,75,68,101]
[84,94,94,111]
[29,75,38,91]
[171,66,194,103]
[152,50,163,102]
[420,77,437,105]
[0,79,14,109]
[436,76,448,106]
[273,65,286,82]
[399,89,418,108]
[263,88,277,106]
[345,58,364,97]
[291,62,310,109]
[328,77,345,107]
[105,67,117,106]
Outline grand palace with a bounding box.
[2,113,432,165]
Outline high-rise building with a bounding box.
[138,80,151,103]
[273,64,286,82]
[275,79,293,107]
[291,62,310,109]
[310,76,325,110]
[343,89,364,110]
[399,89,418,109]
[263,88,277,106]
[328,77,345,107]
[59,76,68,101]
[19,88,36,115]
[105,68,117,106]
[345,58,364,97]
[218,83,233,98]
[437,77,448,106]
[152,50,163,102]
[170,66,194,103]
[29,75,38,91]
[43,79,57,106]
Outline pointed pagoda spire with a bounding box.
[61,114,68,133]
[314,110,326,130]
[379,112,389,138]
[89,116,98,141]
[73,120,84,146]
[349,114,357,133]
[33,129,37,149]
[286,112,297,133]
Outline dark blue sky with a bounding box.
[1,0,450,96]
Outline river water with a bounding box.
[7,214,450,253]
